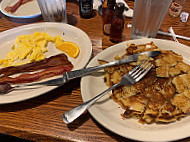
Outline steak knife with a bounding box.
[61,50,161,83]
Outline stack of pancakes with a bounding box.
[103,42,190,124]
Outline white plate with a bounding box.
[0,0,41,18]
[0,22,92,104]
[81,38,190,142]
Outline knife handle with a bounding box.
[62,61,119,83]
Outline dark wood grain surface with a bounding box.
[0,0,190,142]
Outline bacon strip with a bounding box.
[0,65,73,84]
[5,0,33,13]
[0,53,73,78]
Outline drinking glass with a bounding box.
[131,0,172,39]
[37,0,67,23]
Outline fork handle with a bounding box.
[63,61,120,82]
[62,83,120,124]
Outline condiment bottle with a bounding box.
[103,0,116,35]
[79,0,93,18]
[110,3,124,43]
[102,0,108,19]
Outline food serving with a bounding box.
[0,53,72,78]
[0,31,81,94]
[0,54,73,84]
[5,0,34,13]
[0,31,79,68]
[101,42,190,124]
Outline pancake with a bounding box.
[101,42,190,124]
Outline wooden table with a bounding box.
[0,0,190,142]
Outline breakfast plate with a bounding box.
[0,0,41,18]
[81,38,190,142]
[0,22,92,104]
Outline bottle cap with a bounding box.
[107,0,116,8]
[115,3,124,15]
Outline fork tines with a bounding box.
[129,60,153,82]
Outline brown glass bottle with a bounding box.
[110,3,124,43]
[79,0,93,18]
[103,0,116,35]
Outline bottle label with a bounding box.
[80,2,91,13]
[104,24,111,34]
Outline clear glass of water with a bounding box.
[131,0,172,39]
[37,0,67,23]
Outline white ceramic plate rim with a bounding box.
[0,22,92,104]
[0,0,41,18]
[81,38,190,142]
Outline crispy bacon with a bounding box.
[0,65,73,84]
[0,53,73,78]
[5,0,33,13]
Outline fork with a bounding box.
[62,60,153,124]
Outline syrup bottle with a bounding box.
[103,0,116,35]
[79,0,93,18]
[110,3,124,43]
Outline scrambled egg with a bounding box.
[0,32,64,67]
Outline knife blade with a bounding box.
[62,51,161,83]
[116,51,161,65]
